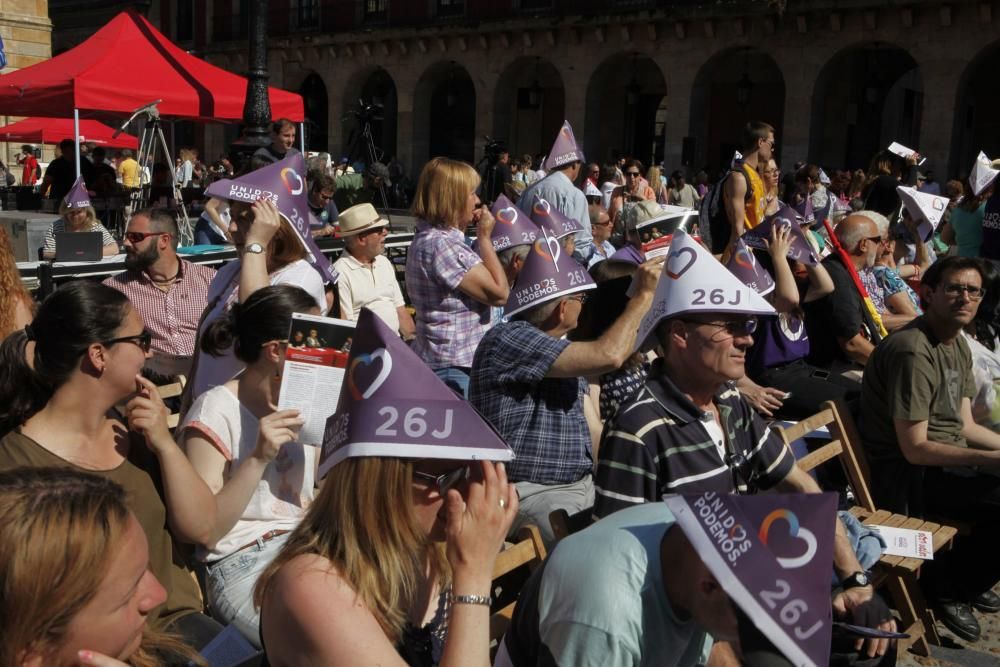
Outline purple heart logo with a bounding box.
[496,207,519,225]
[666,246,697,279]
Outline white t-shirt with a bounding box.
[181,385,317,561]
[191,258,326,399]
[332,252,405,332]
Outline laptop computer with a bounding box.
[55,231,104,262]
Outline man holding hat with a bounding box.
[469,234,663,547]
[333,203,415,340]
[520,121,594,264]
[594,231,895,660]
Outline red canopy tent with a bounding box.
[0,117,139,149]
[0,10,303,121]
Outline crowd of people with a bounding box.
[0,114,999,667]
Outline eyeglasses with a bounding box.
[592,220,612,227]
[101,331,152,353]
[680,317,758,336]
[942,283,986,300]
[625,171,641,177]
[413,465,470,496]
[124,231,168,244]
[568,292,589,305]
[358,226,389,238]
[865,235,884,245]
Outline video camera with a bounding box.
[344,98,384,125]
[482,136,508,163]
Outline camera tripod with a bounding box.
[342,100,392,222]
[115,101,194,246]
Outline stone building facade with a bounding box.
[51,0,1000,182]
[0,0,52,164]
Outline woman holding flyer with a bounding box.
[180,284,321,647]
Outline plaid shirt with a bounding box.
[103,259,216,357]
[470,321,592,485]
[405,220,490,369]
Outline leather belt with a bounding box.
[232,529,290,555]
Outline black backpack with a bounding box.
[698,163,752,254]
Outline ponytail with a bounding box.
[200,285,316,364]
[0,329,49,436]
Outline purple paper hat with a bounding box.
[318,308,513,478]
[206,153,337,284]
[725,238,776,296]
[490,194,538,253]
[525,194,585,239]
[664,491,837,667]
[503,233,596,318]
[743,203,820,266]
[63,176,91,209]
[791,197,815,226]
[542,120,585,171]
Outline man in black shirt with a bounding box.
[251,118,300,170]
[43,138,89,202]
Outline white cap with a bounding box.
[632,230,776,352]
[971,151,999,197]
[897,185,948,242]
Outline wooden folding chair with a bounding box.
[155,374,187,430]
[490,525,547,660]
[776,399,958,657]
[548,507,594,544]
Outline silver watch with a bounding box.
[244,242,265,255]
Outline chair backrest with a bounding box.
[548,507,594,544]
[490,525,547,656]
[155,375,187,430]
[775,399,877,512]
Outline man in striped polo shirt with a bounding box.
[594,232,895,661]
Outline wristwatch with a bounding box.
[244,242,265,255]
[841,571,871,589]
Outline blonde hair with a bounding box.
[0,467,201,667]
[58,202,99,230]
[0,227,32,339]
[255,457,450,644]
[646,166,664,195]
[411,157,480,228]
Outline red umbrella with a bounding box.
[0,117,139,149]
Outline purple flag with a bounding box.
[206,153,337,284]
[490,193,538,252]
[63,176,91,209]
[664,492,837,667]
[743,204,819,266]
[725,238,775,296]
[542,120,585,171]
[524,194,585,239]
[504,232,595,318]
[318,309,513,478]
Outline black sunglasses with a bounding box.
[413,465,470,496]
[102,331,152,353]
[680,317,758,337]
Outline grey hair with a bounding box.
[498,244,530,268]
[515,297,562,327]
[852,209,890,238]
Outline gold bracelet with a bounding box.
[450,593,492,606]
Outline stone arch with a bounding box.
[949,39,1000,178]
[689,47,786,174]
[298,71,328,152]
[583,52,667,168]
[340,66,398,164]
[492,56,565,159]
[808,42,922,170]
[413,61,477,166]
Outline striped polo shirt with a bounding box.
[593,360,793,519]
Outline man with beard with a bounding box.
[103,208,215,378]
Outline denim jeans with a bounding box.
[204,532,290,649]
[433,366,471,399]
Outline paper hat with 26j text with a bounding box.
[542,120,585,171]
[896,185,948,242]
[525,194,586,239]
[503,232,596,319]
[971,151,999,197]
[490,193,538,253]
[742,204,820,266]
[664,491,838,667]
[632,230,775,352]
[318,308,512,478]
[206,153,338,285]
[63,176,91,209]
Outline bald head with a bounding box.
[835,214,881,269]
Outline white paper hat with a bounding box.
[730,150,744,169]
[818,168,831,186]
[633,230,775,352]
[971,151,1000,197]
[897,185,948,242]
[584,179,602,198]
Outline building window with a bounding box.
[364,0,388,23]
[518,0,553,9]
[292,0,320,30]
[437,0,464,17]
[176,0,194,42]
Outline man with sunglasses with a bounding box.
[595,234,897,661]
[861,256,1000,642]
[103,208,215,378]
